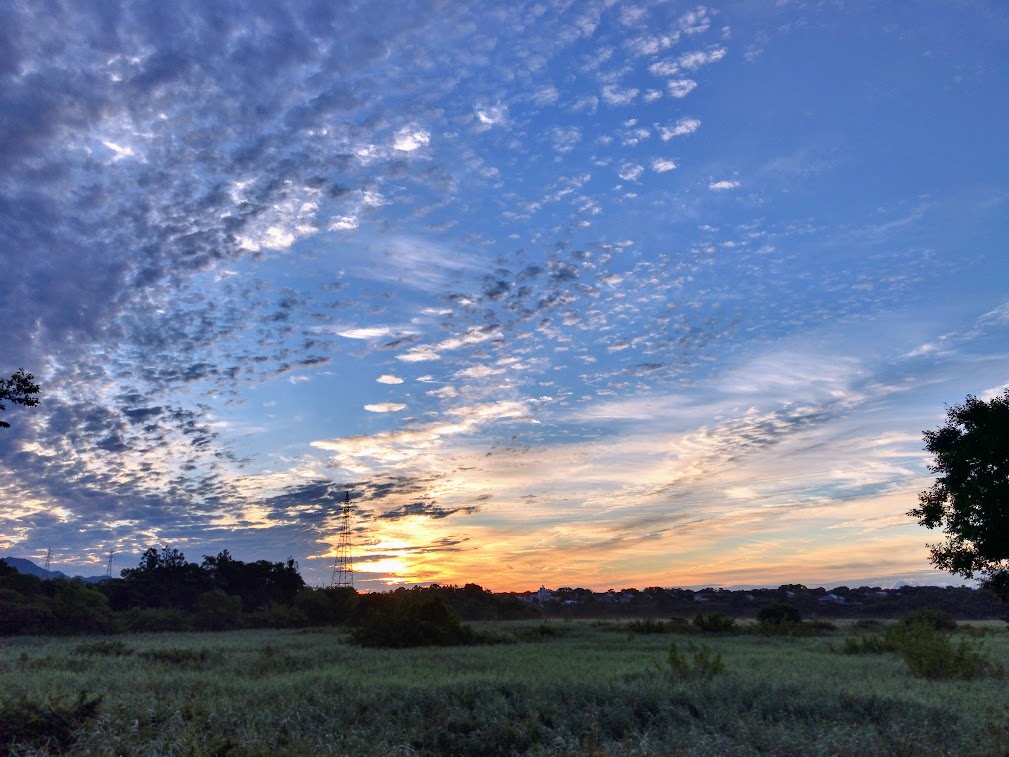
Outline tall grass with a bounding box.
[0,622,1006,754]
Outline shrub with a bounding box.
[668,640,726,678]
[693,612,736,633]
[626,617,670,634]
[195,589,242,630]
[757,603,802,625]
[0,691,102,751]
[351,592,477,648]
[840,634,896,655]
[899,609,957,632]
[892,621,991,680]
[511,622,570,642]
[117,607,193,632]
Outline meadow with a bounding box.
[1,619,1007,755]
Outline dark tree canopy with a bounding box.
[908,389,1009,598]
[0,368,40,429]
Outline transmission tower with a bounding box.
[331,491,354,588]
[105,548,116,578]
[43,547,52,576]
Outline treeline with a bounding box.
[0,547,536,636]
[536,584,1007,620]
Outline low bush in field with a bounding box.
[840,634,897,655]
[626,617,671,634]
[757,603,802,625]
[841,618,1001,679]
[892,621,996,680]
[511,622,571,642]
[138,647,215,666]
[351,592,477,648]
[667,640,726,678]
[899,609,957,632]
[0,691,102,752]
[73,640,133,657]
[693,612,736,633]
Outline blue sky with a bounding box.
[1,1,1007,591]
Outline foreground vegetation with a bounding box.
[2,618,1007,755]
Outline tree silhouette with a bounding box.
[909,389,1009,598]
[0,369,40,429]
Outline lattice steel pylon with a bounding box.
[105,548,116,578]
[331,491,354,588]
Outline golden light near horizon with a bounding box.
[2,1,1006,592]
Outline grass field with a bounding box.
[1,619,1007,755]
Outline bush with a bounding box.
[195,589,242,630]
[757,603,802,625]
[668,640,726,678]
[840,634,897,655]
[899,609,957,632]
[350,592,477,648]
[892,622,991,680]
[117,607,193,632]
[626,617,670,634]
[0,691,102,751]
[693,612,736,633]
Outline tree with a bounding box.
[908,389,1009,598]
[0,368,40,429]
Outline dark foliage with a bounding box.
[693,612,736,632]
[626,617,672,634]
[909,389,1009,598]
[0,691,102,751]
[0,368,40,429]
[351,590,478,647]
[757,603,802,625]
[899,608,958,632]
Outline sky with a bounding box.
[1,1,1007,592]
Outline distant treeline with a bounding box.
[531,584,1007,621]
[2,548,1005,637]
[0,547,537,636]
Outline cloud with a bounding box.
[709,180,740,191]
[618,163,645,182]
[652,158,677,173]
[475,104,508,127]
[658,118,701,140]
[667,79,697,98]
[550,126,582,153]
[678,48,728,70]
[364,403,407,413]
[392,126,431,152]
[338,327,397,340]
[377,375,404,384]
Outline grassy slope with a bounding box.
[1,620,1007,755]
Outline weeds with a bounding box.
[892,622,995,680]
[73,639,134,656]
[693,612,736,633]
[626,618,671,634]
[840,634,896,655]
[0,691,103,751]
[668,640,726,678]
[138,647,214,666]
[841,619,1001,679]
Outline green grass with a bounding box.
[0,620,1007,755]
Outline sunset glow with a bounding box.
[2,2,1007,591]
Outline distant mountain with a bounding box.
[3,556,108,583]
